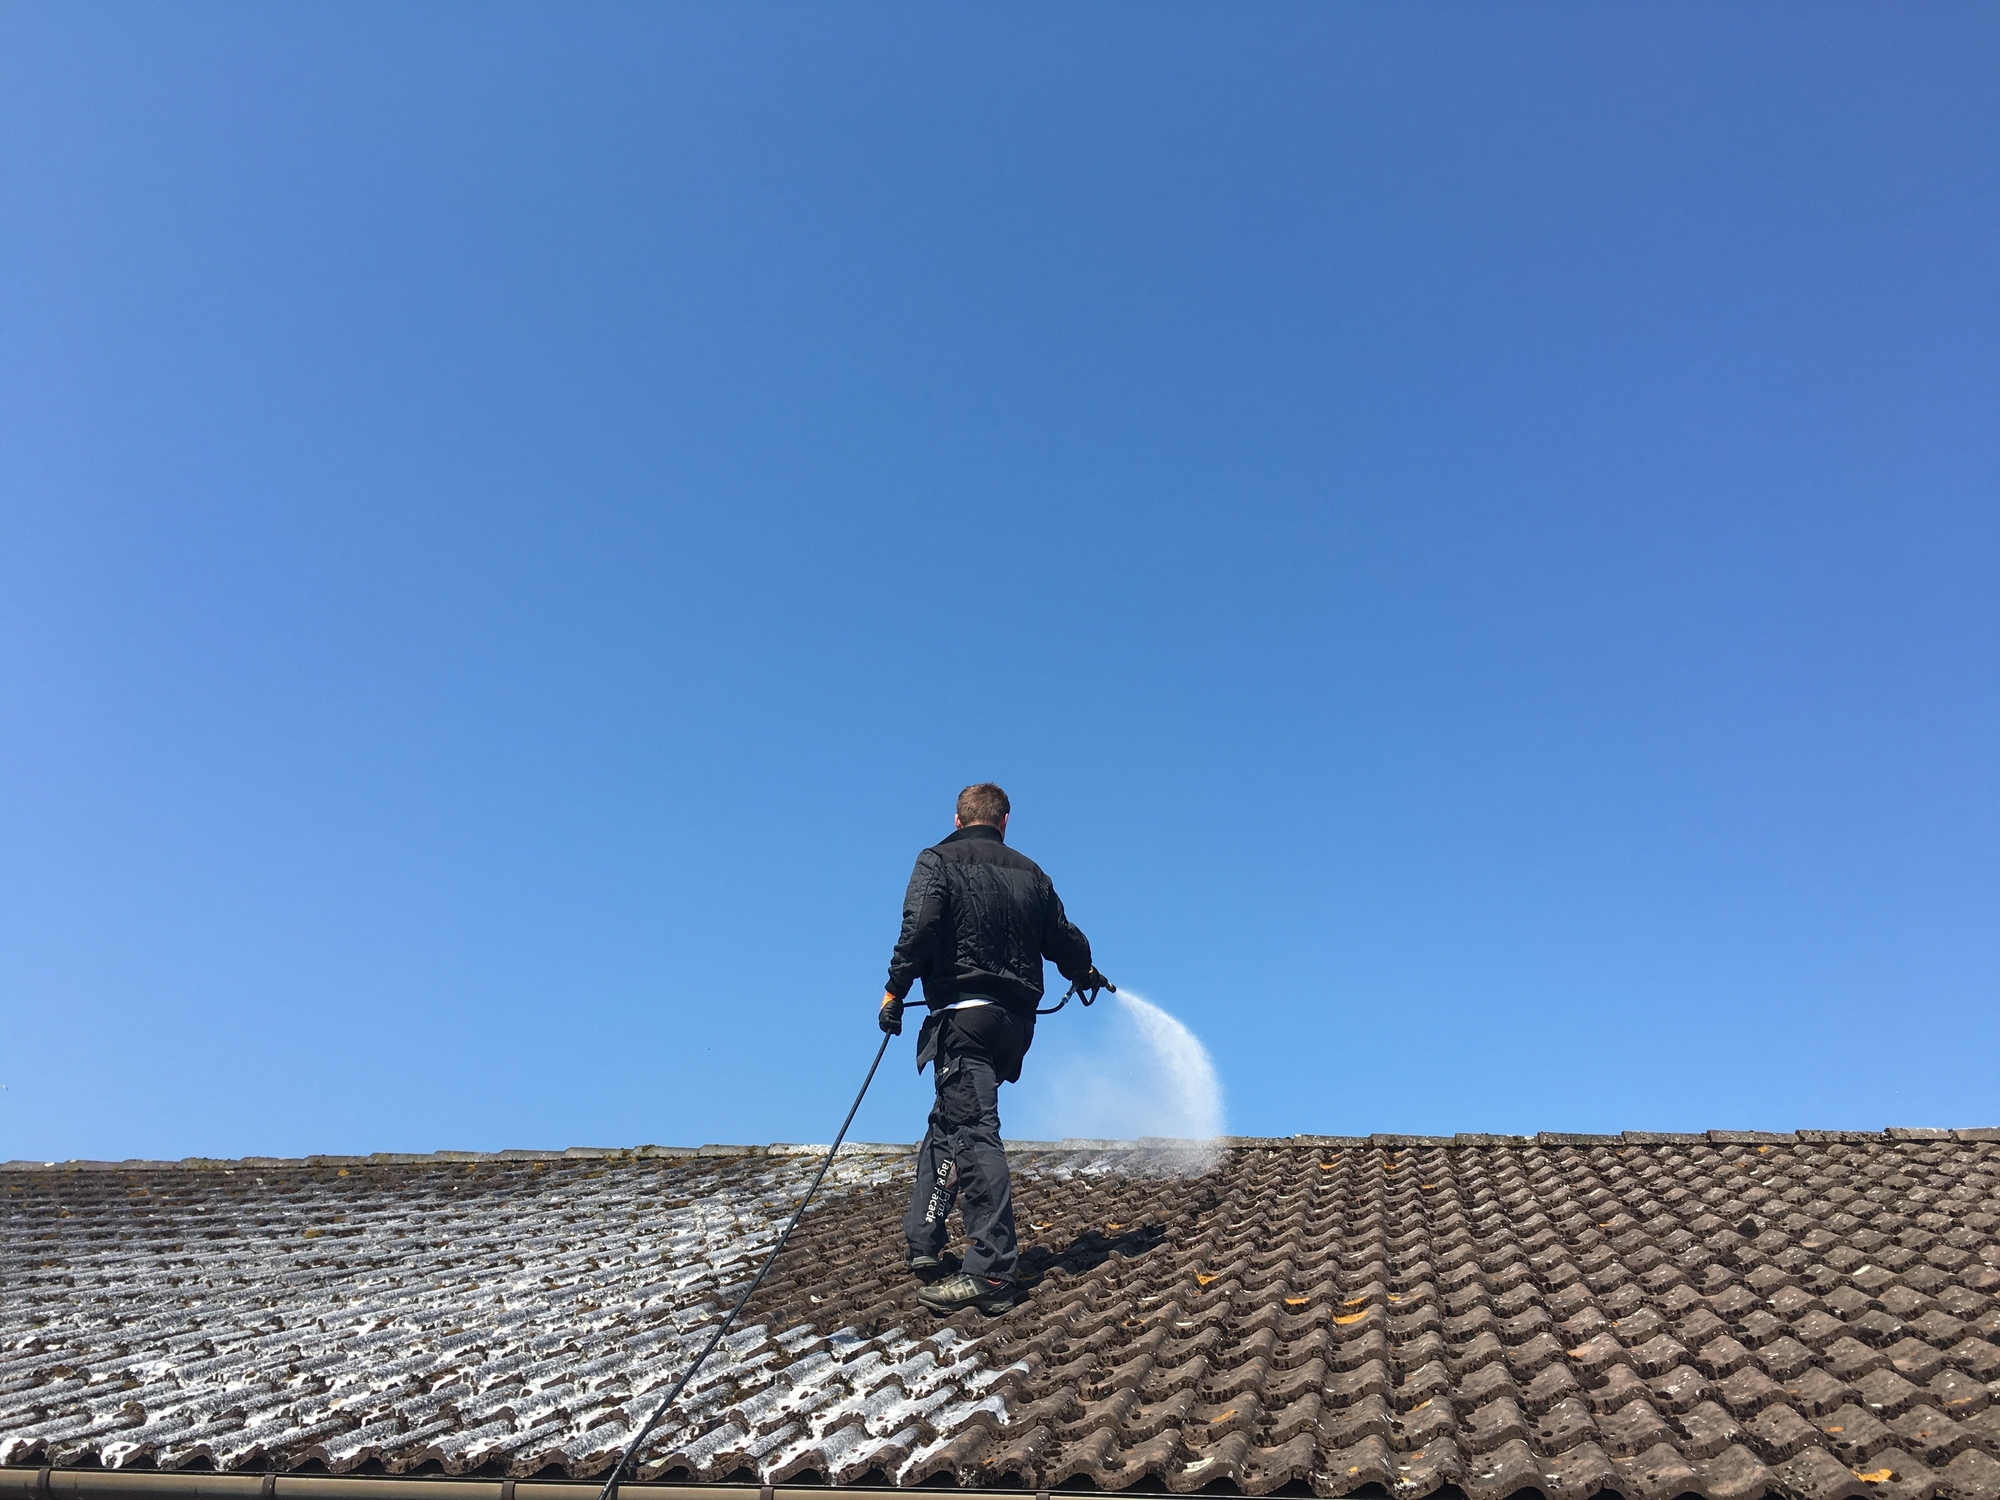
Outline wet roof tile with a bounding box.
[4,1135,1999,1497]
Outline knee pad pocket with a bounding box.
[937,1063,992,1131]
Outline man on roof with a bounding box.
[879,782,1111,1316]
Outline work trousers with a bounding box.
[902,1039,1018,1281]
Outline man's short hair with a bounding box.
[957,783,1010,827]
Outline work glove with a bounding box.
[1078,968,1115,1004]
[879,994,905,1036]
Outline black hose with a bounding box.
[595,1030,894,1500]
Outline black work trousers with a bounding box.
[902,1014,1020,1282]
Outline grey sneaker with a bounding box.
[906,1251,960,1284]
[917,1271,1021,1316]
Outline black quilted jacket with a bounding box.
[885,823,1094,1021]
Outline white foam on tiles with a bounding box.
[637,1320,1002,1483]
[0,1148,918,1475]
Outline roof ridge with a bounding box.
[5,1124,1994,1171]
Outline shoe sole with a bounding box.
[918,1293,1020,1317]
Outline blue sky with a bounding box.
[3,4,1995,1162]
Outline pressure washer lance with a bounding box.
[594,970,1112,1500]
[1036,970,1114,1015]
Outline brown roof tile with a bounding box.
[5,1134,2000,1497]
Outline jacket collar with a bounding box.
[943,823,1005,845]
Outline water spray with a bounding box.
[1013,987,1227,1174]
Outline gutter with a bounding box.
[0,1476,1080,1500]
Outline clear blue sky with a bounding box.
[3,4,1995,1162]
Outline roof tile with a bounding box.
[9,1135,2000,1496]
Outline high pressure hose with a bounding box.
[595,1030,893,1500]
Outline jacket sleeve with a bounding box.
[886,849,948,1000]
[1040,879,1094,983]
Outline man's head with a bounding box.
[954,782,1010,833]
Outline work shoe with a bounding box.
[906,1251,960,1284]
[917,1271,1021,1317]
